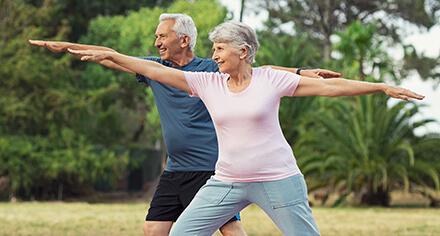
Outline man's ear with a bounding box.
[180,35,191,49]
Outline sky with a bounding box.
[219,0,440,135]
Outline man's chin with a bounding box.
[159,54,169,60]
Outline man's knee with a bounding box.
[219,220,247,236]
[143,221,173,236]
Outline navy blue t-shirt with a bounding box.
[136,56,219,171]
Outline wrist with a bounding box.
[296,68,302,75]
[63,42,74,52]
[379,83,388,93]
[108,51,118,60]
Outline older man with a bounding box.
[30,13,341,236]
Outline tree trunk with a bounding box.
[360,186,390,206]
[323,36,331,61]
[240,0,245,22]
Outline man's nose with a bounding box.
[154,39,161,47]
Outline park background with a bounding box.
[0,0,439,235]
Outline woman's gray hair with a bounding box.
[159,13,198,51]
[208,21,260,63]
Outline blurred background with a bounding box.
[1,0,439,209]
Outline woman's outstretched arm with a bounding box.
[68,49,190,92]
[293,76,424,101]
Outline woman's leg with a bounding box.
[169,178,250,236]
[250,174,320,236]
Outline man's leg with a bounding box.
[143,171,184,236]
[143,221,172,236]
[219,220,247,236]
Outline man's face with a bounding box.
[154,19,183,61]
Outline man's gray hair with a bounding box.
[208,21,260,63]
[159,13,198,51]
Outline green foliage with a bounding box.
[332,21,404,81]
[0,0,143,199]
[0,0,227,199]
[23,0,172,41]
[0,133,128,199]
[258,0,440,83]
[295,94,439,206]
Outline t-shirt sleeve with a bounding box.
[183,71,216,98]
[135,56,160,86]
[267,67,301,97]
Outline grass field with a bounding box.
[0,202,439,236]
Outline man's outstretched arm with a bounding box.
[267,65,342,79]
[28,40,135,74]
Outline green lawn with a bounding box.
[0,202,439,236]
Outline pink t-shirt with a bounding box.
[184,67,302,182]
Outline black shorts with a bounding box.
[146,171,240,222]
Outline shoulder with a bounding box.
[139,56,173,67]
[252,66,275,79]
[185,71,226,80]
[192,57,219,72]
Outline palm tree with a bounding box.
[296,94,439,206]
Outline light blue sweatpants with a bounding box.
[169,174,320,236]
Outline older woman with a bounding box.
[69,22,423,235]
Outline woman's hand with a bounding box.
[67,49,115,63]
[383,85,425,101]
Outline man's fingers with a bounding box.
[28,40,46,46]
[317,69,342,78]
[325,70,342,77]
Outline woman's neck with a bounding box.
[228,63,252,85]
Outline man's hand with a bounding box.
[301,68,342,79]
[29,40,72,53]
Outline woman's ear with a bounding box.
[239,46,248,60]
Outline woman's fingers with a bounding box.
[67,49,108,62]
[406,90,424,100]
[399,89,424,100]
[80,55,92,61]
[67,48,87,56]
[386,86,425,101]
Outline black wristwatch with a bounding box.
[296,68,302,75]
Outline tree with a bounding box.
[296,94,439,206]
[257,0,440,83]
[411,134,440,206]
[22,0,173,41]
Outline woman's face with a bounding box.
[211,42,244,73]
